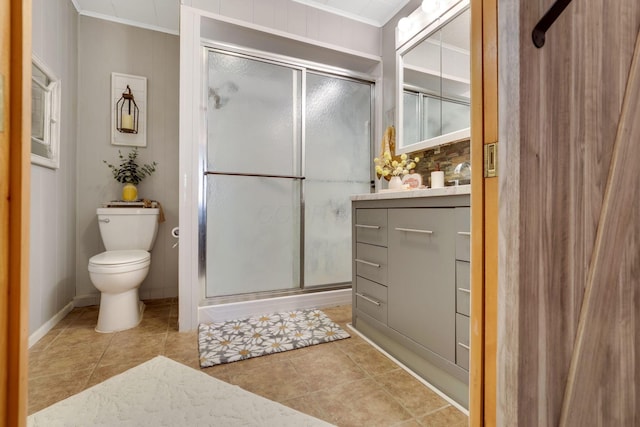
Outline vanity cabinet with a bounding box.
[454,207,471,371]
[388,208,456,361]
[352,190,470,408]
[354,209,389,324]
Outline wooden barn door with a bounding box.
[499,0,640,425]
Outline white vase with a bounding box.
[388,176,403,190]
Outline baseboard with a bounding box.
[29,302,75,348]
[73,293,100,307]
[347,323,469,416]
[198,289,352,324]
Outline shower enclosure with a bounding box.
[203,48,373,298]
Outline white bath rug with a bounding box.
[27,356,334,426]
[198,308,350,368]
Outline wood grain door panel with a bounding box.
[498,0,640,425]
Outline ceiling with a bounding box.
[72,0,412,35]
[292,0,411,26]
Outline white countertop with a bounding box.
[351,184,471,201]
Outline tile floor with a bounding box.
[28,299,468,426]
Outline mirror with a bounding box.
[396,1,470,154]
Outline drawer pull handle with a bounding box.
[458,288,471,294]
[457,231,471,236]
[355,224,381,229]
[395,227,433,234]
[458,342,470,350]
[356,292,381,306]
[355,259,380,268]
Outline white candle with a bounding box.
[121,114,134,130]
[431,171,445,188]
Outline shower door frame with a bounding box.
[199,42,376,302]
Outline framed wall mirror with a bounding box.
[31,56,61,169]
[396,0,470,154]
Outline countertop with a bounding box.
[351,184,471,201]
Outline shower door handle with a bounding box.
[204,171,305,180]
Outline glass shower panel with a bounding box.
[304,73,372,287]
[206,51,300,175]
[205,51,302,297]
[206,175,300,296]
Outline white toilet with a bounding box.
[88,207,159,333]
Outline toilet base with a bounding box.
[96,289,145,333]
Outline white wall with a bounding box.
[381,0,421,128]
[30,0,78,334]
[75,17,180,304]
[186,0,381,57]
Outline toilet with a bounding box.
[88,207,159,333]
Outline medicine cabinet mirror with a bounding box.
[396,0,470,154]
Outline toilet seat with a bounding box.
[89,250,150,274]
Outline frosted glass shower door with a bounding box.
[205,51,302,297]
[304,73,372,286]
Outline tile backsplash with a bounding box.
[413,139,471,187]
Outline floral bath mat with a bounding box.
[198,308,350,368]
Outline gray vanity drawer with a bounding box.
[456,313,470,371]
[456,260,471,316]
[356,243,388,285]
[355,209,388,247]
[356,276,388,324]
[455,207,471,262]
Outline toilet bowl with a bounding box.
[89,250,151,333]
[88,207,159,333]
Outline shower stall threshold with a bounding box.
[198,286,352,324]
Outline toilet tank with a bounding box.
[97,208,160,251]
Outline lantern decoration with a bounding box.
[115,85,139,134]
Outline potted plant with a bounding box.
[374,151,419,190]
[104,148,157,201]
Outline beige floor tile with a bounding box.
[28,368,94,415]
[322,305,353,325]
[86,359,147,388]
[314,378,413,427]
[98,333,166,366]
[227,359,312,402]
[374,369,450,417]
[281,395,331,424]
[28,330,61,353]
[393,419,423,427]
[164,331,201,370]
[164,351,202,371]
[342,341,398,376]
[290,346,367,392]
[29,344,106,379]
[66,309,100,330]
[143,303,172,319]
[50,308,84,329]
[201,364,233,383]
[417,406,468,427]
[46,326,114,350]
[164,330,197,352]
[110,316,169,339]
[27,303,468,427]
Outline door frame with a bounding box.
[470,0,498,424]
[1,0,31,424]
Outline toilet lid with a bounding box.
[89,250,150,266]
